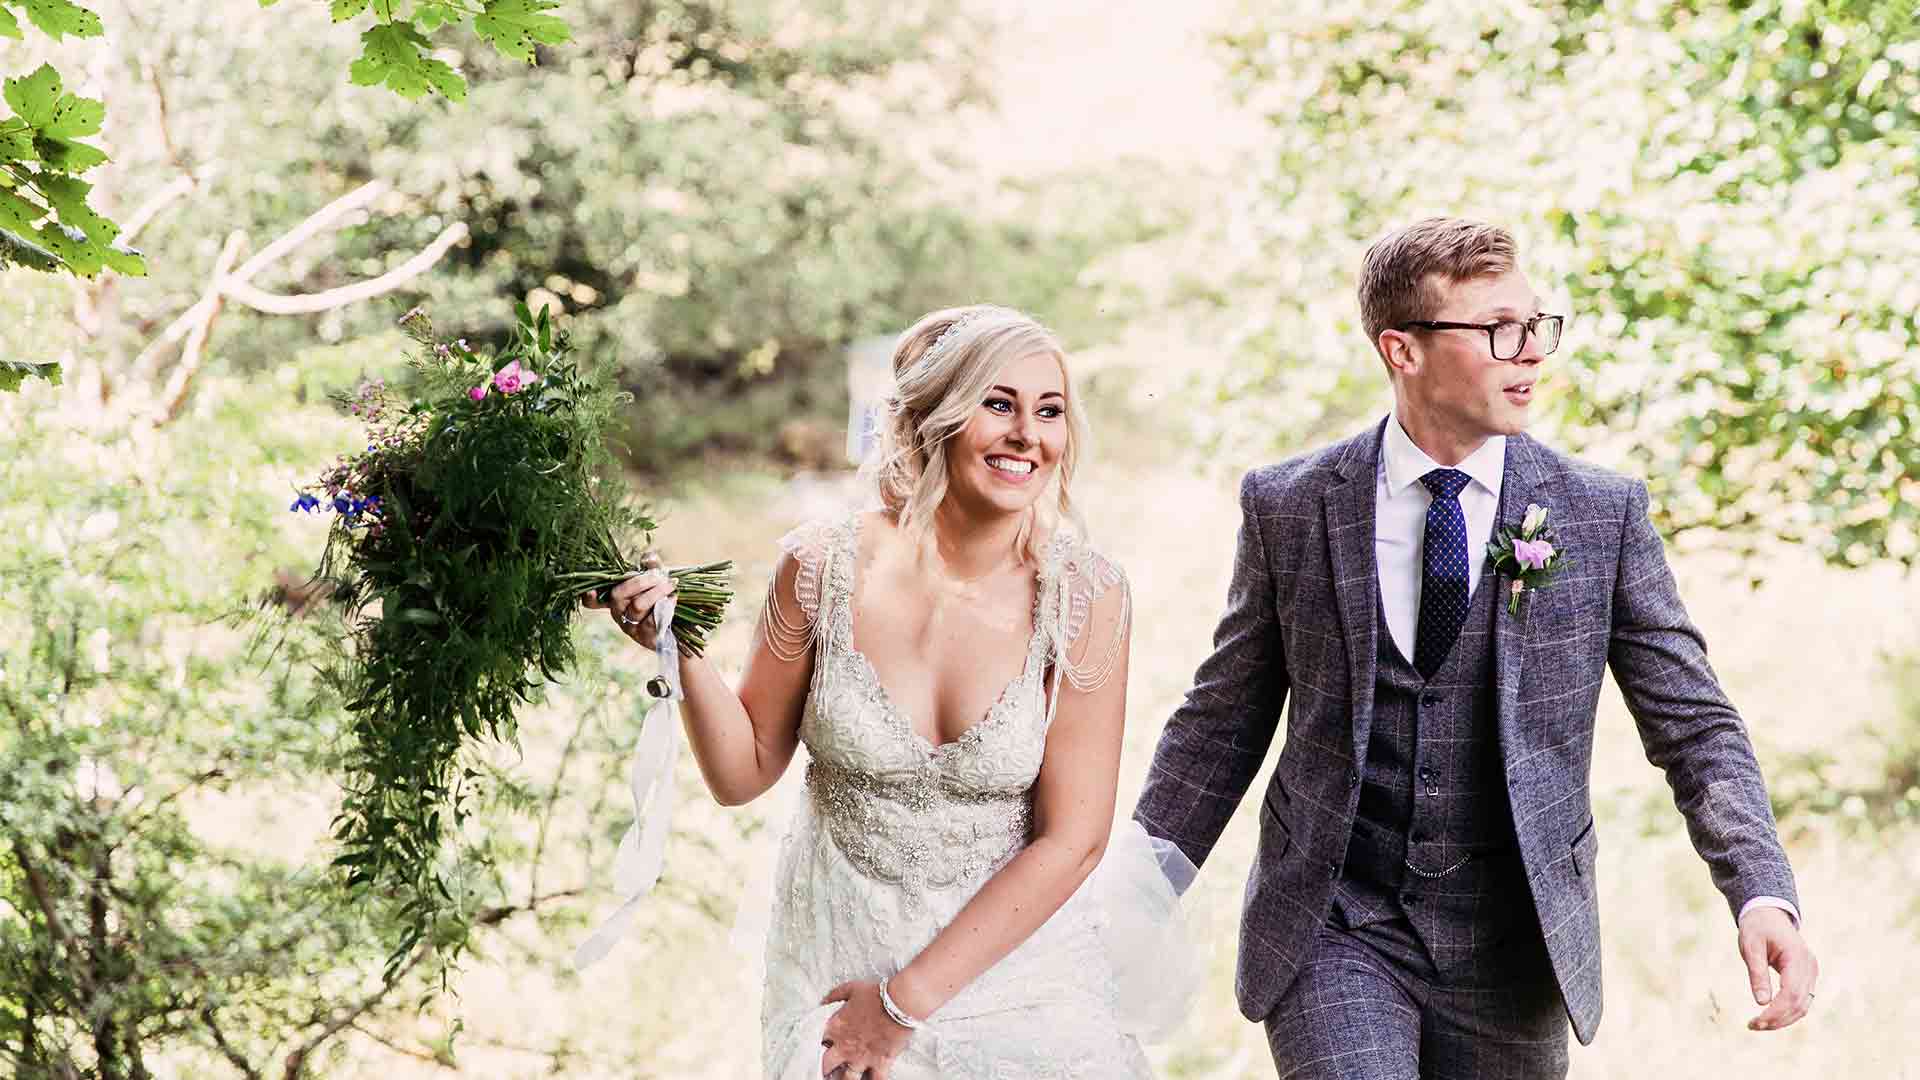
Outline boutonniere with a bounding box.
[1486,503,1572,616]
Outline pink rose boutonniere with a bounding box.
[1486,503,1572,615]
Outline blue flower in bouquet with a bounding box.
[289,491,322,513]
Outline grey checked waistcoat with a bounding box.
[1346,585,1515,885]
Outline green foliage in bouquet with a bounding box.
[293,303,728,971]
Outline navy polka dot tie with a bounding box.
[1415,468,1473,679]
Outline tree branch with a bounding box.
[221,222,468,316]
[88,841,119,1078]
[475,886,586,928]
[127,767,228,834]
[347,1021,450,1068]
[120,175,198,247]
[230,181,390,285]
[151,230,245,425]
[129,180,465,420]
[529,709,596,902]
[130,182,388,385]
[201,1007,262,1080]
[12,843,93,997]
[280,942,428,1080]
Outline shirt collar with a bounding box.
[1380,411,1506,500]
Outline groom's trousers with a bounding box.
[1262,852,1569,1080]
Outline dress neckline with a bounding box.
[839,511,1054,754]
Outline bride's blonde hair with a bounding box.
[864,305,1088,564]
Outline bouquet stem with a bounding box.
[560,561,733,656]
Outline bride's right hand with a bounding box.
[818,980,911,1079]
[580,570,674,649]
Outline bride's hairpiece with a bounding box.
[917,307,994,370]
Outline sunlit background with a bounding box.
[3,1,1917,1076]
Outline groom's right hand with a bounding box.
[1737,906,1818,1031]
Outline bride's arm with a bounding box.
[607,551,813,806]
[886,584,1133,1022]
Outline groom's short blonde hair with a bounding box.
[1359,218,1517,358]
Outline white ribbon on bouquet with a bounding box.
[573,590,683,969]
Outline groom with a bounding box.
[1134,218,1818,1077]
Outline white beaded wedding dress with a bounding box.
[758,512,1196,1079]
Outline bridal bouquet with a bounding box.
[288,303,729,967]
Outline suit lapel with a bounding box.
[1323,419,1386,765]
[1491,433,1550,754]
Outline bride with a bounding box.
[588,305,1191,1078]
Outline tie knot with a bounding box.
[1420,468,1472,500]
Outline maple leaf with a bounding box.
[348,22,467,100]
[474,0,570,65]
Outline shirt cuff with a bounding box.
[1738,896,1800,927]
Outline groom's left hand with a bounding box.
[1737,907,1817,1031]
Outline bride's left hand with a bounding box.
[818,980,912,1079]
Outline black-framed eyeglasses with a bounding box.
[1395,314,1564,361]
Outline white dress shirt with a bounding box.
[1374,412,1507,665]
[1369,412,1798,926]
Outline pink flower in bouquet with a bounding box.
[468,383,489,401]
[1513,537,1555,570]
[492,360,541,395]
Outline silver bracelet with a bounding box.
[877,976,923,1030]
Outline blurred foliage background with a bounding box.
[2,0,1916,1077]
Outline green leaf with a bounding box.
[331,0,370,20]
[35,134,107,172]
[0,189,41,233]
[348,23,467,100]
[37,219,100,276]
[2,66,110,173]
[19,0,101,40]
[38,175,115,244]
[413,0,462,31]
[0,225,60,271]
[0,359,62,392]
[101,242,146,276]
[42,87,102,140]
[474,0,570,65]
[4,64,62,127]
[0,123,35,161]
[0,8,21,38]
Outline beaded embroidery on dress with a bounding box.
[757,513,1194,1079]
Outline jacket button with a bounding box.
[1327,861,1340,879]
[1347,770,1360,788]
[1420,694,1441,707]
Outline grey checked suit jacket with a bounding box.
[1133,420,1799,1044]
